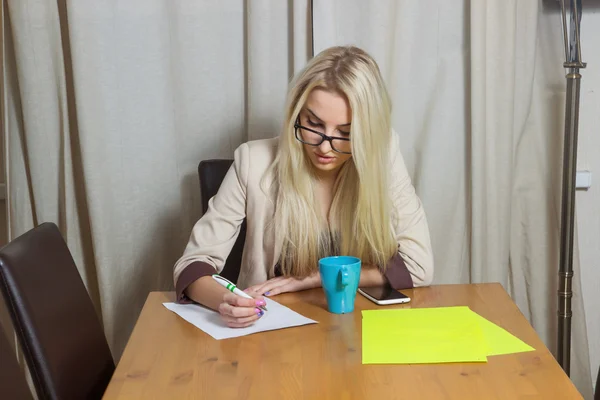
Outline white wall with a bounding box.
[577,5,600,390]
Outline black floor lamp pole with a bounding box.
[557,0,586,377]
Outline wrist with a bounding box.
[310,272,322,289]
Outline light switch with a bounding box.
[576,171,592,190]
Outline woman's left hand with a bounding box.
[245,274,321,296]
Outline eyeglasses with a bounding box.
[294,119,352,154]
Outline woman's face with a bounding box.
[298,88,353,178]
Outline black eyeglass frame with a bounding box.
[293,118,352,154]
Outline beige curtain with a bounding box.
[313,0,592,396]
[3,0,310,358]
[2,0,593,396]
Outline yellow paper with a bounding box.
[361,306,535,365]
[470,312,535,356]
[362,306,487,364]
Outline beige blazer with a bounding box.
[174,133,434,294]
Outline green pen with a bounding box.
[212,274,268,312]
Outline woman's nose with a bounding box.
[318,138,333,154]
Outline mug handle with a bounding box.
[339,265,349,287]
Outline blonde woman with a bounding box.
[174,46,434,328]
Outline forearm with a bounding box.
[185,276,231,311]
[359,265,387,287]
[307,268,386,288]
[308,265,386,288]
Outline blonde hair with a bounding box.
[265,46,397,277]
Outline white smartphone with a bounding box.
[358,286,411,305]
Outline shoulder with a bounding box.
[233,137,279,188]
[388,129,408,173]
[389,129,402,159]
[245,137,279,159]
[234,138,279,167]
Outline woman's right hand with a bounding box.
[218,293,267,328]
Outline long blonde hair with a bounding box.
[265,46,397,276]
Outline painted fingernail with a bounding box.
[255,308,262,315]
[258,310,264,317]
[264,292,271,296]
[255,299,266,307]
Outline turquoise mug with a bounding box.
[319,256,361,314]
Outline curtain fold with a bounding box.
[246,0,311,140]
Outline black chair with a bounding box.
[0,222,114,400]
[0,325,33,399]
[198,159,247,284]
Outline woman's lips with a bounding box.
[315,153,335,164]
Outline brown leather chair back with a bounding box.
[198,159,246,283]
[0,325,33,399]
[0,222,114,400]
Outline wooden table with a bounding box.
[103,283,582,399]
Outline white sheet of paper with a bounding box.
[163,298,317,340]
